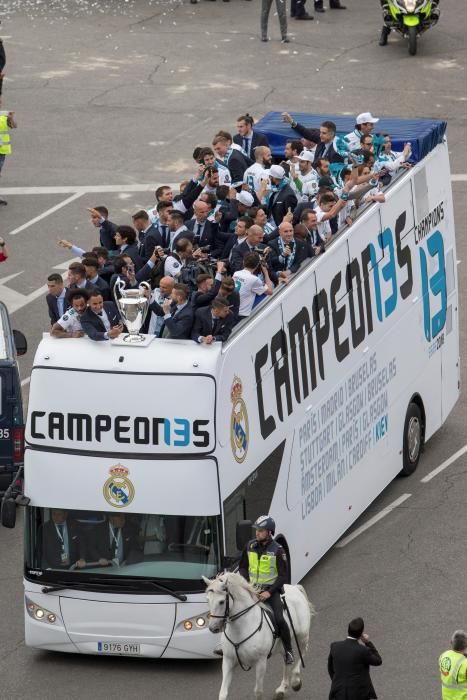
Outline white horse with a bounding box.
[203,572,314,700]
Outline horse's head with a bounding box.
[203,574,229,633]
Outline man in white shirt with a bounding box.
[289,150,319,201]
[51,289,88,338]
[243,146,272,195]
[345,112,379,152]
[233,251,273,319]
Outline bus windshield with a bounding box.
[25,507,221,588]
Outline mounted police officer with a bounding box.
[238,515,294,665]
[439,630,467,699]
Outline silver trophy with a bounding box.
[114,278,151,343]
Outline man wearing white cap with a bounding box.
[345,113,379,152]
[289,150,319,202]
[258,164,297,228]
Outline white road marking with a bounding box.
[420,444,467,483]
[21,376,31,387]
[451,175,467,182]
[8,192,85,236]
[53,257,81,270]
[335,493,412,548]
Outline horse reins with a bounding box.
[210,589,276,671]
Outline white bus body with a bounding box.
[22,139,459,658]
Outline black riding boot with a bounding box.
[379,25,390,46]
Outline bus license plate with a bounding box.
[97,641,141,655]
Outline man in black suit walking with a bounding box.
[328,617,382,700]
[192,297,235,344]
[233,114,269,160]
[80,290,123,341]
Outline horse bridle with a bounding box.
[209,588,275,671]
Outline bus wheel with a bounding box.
[1,498,16,528]
[400,402,423,476]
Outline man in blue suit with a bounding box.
[151,283,193,340]
[80,290,123,341]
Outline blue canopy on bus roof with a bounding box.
[254,112,447,163]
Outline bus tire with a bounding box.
[1,498,16,529]
[400,402,423,476]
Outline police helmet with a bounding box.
[253,515,276,535]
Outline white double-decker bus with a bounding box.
[19,123,458,658]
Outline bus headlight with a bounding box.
[25,597,61,625]
[180,613,209,631]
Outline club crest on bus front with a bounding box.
[103,465,135,508]
[230,377,249,463]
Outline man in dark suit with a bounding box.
[152,283,194,340]
[40,509,86,570]
[85,514,142,566]
[167,210,193,252]
[213,131,251,189]
[282,113,345,164]
[261,164,297,227]
[328,617,382,700]
[87,206,118,254]
[114,225,144,271]
[46,273,68,325]
[132,210,163,260]
[82,256,111,301]
[185,200,219,253]
[192,297,234,344]
[230,224,265,274]
[80,290,123,341]
[268,221,308,280]
[233,114,269,160]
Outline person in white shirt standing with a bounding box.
[345,112,380,152]
[289,150,319,201]
[233,251,273,320]
[243,146,272,195]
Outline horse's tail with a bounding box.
[296,584,316,618]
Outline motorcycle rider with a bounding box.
[379,0,440,46]
[238,516,295,665]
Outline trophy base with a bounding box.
[111,334,155,348]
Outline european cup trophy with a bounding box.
[113,278,151,343]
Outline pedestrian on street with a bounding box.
[0,33,5,105]
[0,110,17,206]
[439,630,467,699]
[0,236,8,263]
[261,0,289,43]
[328,617,382,699]
[290,0,314,21]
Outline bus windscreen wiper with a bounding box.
[104,576,188,602]
[41,580,140,594]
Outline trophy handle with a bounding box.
[139,281,151,330]
[113,276,127,325]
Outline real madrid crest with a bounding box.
[103,465,135,508]
[230,377,249,464]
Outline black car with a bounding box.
[0,301,27,495]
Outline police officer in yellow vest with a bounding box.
[439,630,467,699]
[238,515,294,665]
[0,110,16,206]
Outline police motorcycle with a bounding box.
[380,1,440,56]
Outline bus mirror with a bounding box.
[236,520,252,551]
[13,330,27,356]
[1,498,17,529]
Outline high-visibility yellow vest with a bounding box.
[0,115,11,155]
[439,649,467,699]
[247,540,279,587]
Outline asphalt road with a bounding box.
[0,0,467,698]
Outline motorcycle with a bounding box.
[381,1,440,56]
